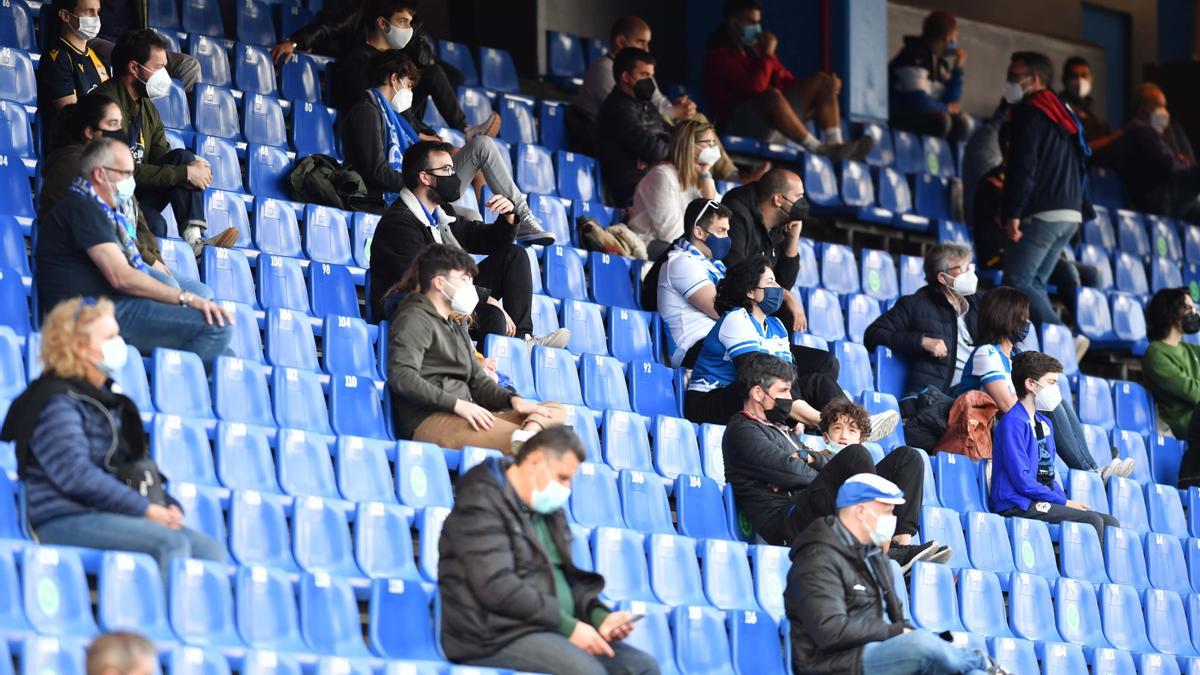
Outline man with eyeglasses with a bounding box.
[369,140,569,348]
[37,0,109,140]
[34,137,233,369]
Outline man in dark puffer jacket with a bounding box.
[438,427,659,674]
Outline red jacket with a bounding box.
[703,29,796,125]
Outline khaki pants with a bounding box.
[413,402,568,453]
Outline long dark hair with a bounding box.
[974,286,1030,346]
[715,255,769,315]
[1146,287,1192,341]
[47,92,119,152]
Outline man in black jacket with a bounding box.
[368,140,567,347]
[595,47,669,206]
[786,474,1001,675]
[1001,51,1093,327]
[864,243,978,397]
[439,427,659,674]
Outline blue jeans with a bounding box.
[1051,401,1099,471]
[147,267,215,300]
[462,631,660,675]
[35,511,226,581]
[860,630,991,675]
[114,273,231,370]
[1002,218,1078,325]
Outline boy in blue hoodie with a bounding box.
[990,351,1119,544]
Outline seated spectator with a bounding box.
[342,50,551,243]
[88,0,201,92]
[1098,83,1200,221]
[1060,56,1112,145]
[595,48,671,206]
[34,138,232,368]
[1143,288,1200,487]
[864,243,978,396]
[651,198,730,367]
[702,0,871,159]
[888,10,973,142]
[786,474,1001,674]
[991,351,1120,544]
[957,287,1130,479]
[97,30,236,252]
[369,141,566,346]
[438,426,659,673]
[37,0,109,140]
[723,356,929,560]
[0,297,226,580]
[87,632,157,675]
[628,120,720,255]
[39,93,219,307]
[387,244,568,450]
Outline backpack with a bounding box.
[933,390,999,460]
[899,386,954,451]
[287,154,386,213]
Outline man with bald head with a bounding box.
[87,632,157,675]
[1099,83,1200,220]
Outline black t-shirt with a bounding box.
[34,189,122,314]
[36,38,110,137]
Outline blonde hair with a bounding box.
[40,297,115,380]
[669,118,716,191]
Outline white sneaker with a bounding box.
[515,215,555,245]
[866,410,901,444]
[510,428,536,454]
[525,328,570,349]
[1116,457,1136,478]
[1074,335,1091,363]
[1100,458,1121,482]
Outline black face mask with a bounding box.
[632,77,656,102]
[781,195,809,221]
[1012,322,1031,345]
[99,128,126,141]
[429,172,462,204]
[765,396,793,425]
[1183,311,1200,335]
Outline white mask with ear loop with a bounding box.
[390,85,413,113]
[858,508,897,546]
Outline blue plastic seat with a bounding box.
[820,244,860,294]
[0,47,36,107]
[989,637,1038,675]
[216,421,278,492]
[109,341,151,411]
[833,340,872,397]
[613,602,679,674]
[859,121,894,167]
[1078,375,1115,430]
[330,375,388,440]
[96,551,173,642]
[253,199,302,257]
[1148,483,1188,538]
[674,473,729,541]
[1146,587,1198,658]
[1078,286,1118,343]
[229,490,297,571]
[193,84,240,140]
[532,293,561,337]
[805,288,845,342]
[479,335,534,399]
[355,501,419,580]
[532,346,584,406]
[873,346,908,399]
[645,533,706,607]
[543,245,587,301]
[0,99,32,162]
[236,0,275,45]
[479,46,519,93]
[1115,209,1152,259]
[259,254,310,313]
[456,85,493,126]
[271,367,330,434]
[1114,251,1150,296]
[395,440,454,509]
[415,506,450,581]
[244,93,286,149]
[964,511,1015,577]
[331,435,394,504]
[958,568,1011,637]
[1110,292,1148,350]
[308,262,359,319]
[0,548,28,635]
[607,308,654,363]
[1052,576,1109,649]
[293,496,360,577]
[1008,572,1062,642]
[671,605,733,675]
[652,416,701,480]
[557,151,600,204]
[194,134,244,192]
[1100,582,1154,654]
[879,168,930,232]
[700,538,757,611]
[839,159,893,224]
[266,308,318,370]
[242,652,301,675]
[169,648,232,675]
[1151,435,1184,487]
[919,506,969,570]
[540,100,567,151]
[277,429,337,499]
[248,143,292,201]
[922,135,955,177]
[588,252,636,310]
[153,348,214,418]
[747,545,789,619]
[300,573,371,657]
[514,142,555,195]
[1109,476,1150,533]
[570,461,624,528]
[351,212,380,269]
[1037,324,1078,378]
[629,361,677,421]
[202,190,251,249]
[169,557,244,648]
[619,468,674,534]
[367,578,441,660]
[1009,517,1059,579]
[528,193,570,243]
[1059,519,1110,584]
[909,560,964,631]
[303,206,353,267]
[0,0,33,50]
[317,316,374,378]
[728,609,785,675]
[591,527,654,602]
[564,403,601,459]
[1110,379,1154,437]
[181,0,222,35]
[18,636,84,675]
[845,294,881,344]
[1077,243,1115,290]
[212,356,274,426]
[291,99,337,156]
[1152,255,1184,293]
[168,483,227,544]
[935,452,985,513]
[581,353,629,412]
[1105,525,1150,589]
[234,564,306,652]
[235,43,277,95]
[203,246,257,306]
[603,409,653,472]
[914,174,952,224]
[801,152,840,208]
[437,40,479,86]
[218,303,263,364]
[546,31,585,85]
[187,34,232,88]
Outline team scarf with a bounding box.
[673,237,727,286]
[69,177,149,273]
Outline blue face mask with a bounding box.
[530,466,571,514]
[825,440,844,454]
[758,286,784,315]
[704,233,732,260]
[946,38,958,52]
[741,22,762,45]
[105,169,136,206]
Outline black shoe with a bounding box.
[887,541,938,573]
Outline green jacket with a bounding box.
[96,78,186,189]
[1143,339,1200,437]
[386,293,514,439]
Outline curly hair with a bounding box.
[715,255,770,315]
[40,297,115,380]
[818,400,872,439]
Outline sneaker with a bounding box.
[189,226,239,257]
[820,134,874,161]
[510,428,535,455]
[1100,458,1121,482]
[981,654,1012,675]
[465,111,501,141]
[525,328,570,349]
[866,410,901,443]
[887,541,938,573]
[926,544,954,564]
[515,215,556,245]
[1074,335,1091,363]
[1116,457,1136,478]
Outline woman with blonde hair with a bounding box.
[0,297,225,579]
[628,119,723,257]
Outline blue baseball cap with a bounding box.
[835,473,906,509]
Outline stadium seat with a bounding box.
[1115,210,1152,259]
[1105,525,1150,589]
[236,0,276,45]
[254,199,302,258]
[213,356,274,426]
[304,205,353,266]
[959,568,1011,637]
[532,293,561,336]
[806,288,845,342]
[1110,380,1154,438]
[671,605,733,675]
[1146,532,1190,596]
[540,100,567,152]
[923,135,955,177]
[1077,243,1115,290]
[878,168,930,232]
[186,35,232,88]
[479,46,519,93]
[859,122,895,167]
[329,374,389,440]
[1100,582,1154,654]
[0,0,33,51]
[153,348,213,418]
[204,246,257,306]
[921,506,970,570]
[1146,587,1198,659]
[479,335,534,399]
[192,136,243,193]
[169,558,245,648]
[272,368,331,434]
[216,421,279,492]
[652,416,702,479]
[569,524,593,571]
[514,142,555,196]
[1109,476,1150,533]
[562,300,607,356]
[229,490,298,572]
[556,151,600,204]
[1148,483,1188,538]
[746,545,788,619]
[1187,225,1200,265]
[914,174,951,223]
[355,501,419,580]
[1152,255,1184,292]
[591,527,654,602]
[181,0,222,35]
[0,550,26,637]
[802,153,840,208]
[202,191,251,250]
[588,252,637,310]
[791,238,820,290]
[17,637,84,675]
[1077,375,1115,430]
[1150,436,1184,487]
[964,512,1015,577]
[603,409,653,472]
[277,429,338,499]
[499,94,537,145]
[1114,251,1149,296]
[395,440,454,509]
[646,533,706,607]
[581,353,630,412]
[234,43,277,96]
[570,462,624,528]
[727,609,785,675]
[308,263,359,319]
[169,483,227,544]
[1110,292,1148,351]
[291,100,337,156]
[266,308,319,370]
[0,47,35,107]
[565,403,602,459]
[234,565,306,652]
[547,31,585,87]
[845,294,882,344]
[1059,520,1110,585]
[990,637,1039,675]
[543,245,588,301]
[532,346,584,406]
[528,193,570,244]
[700,539,757,611]
[300,573,372,657]
[832,340,872,397]
[332,435,394,504]
[819,244,859,295]
[0,100,32,162]
[437,40,479,86]
[619,469,674,534]
[242,652,301,675]
[698,424,725,484]
[322,315,376,378]
[293,496,360,577]
[351,212,380,269]
[368,578,441,660]
[935,453,985,513]
[675,474,729,541]
[1009,517,1059,579]
[838,160,892,224]
[257,254,310,315]
[456,85,493,126]
[629,360,680,421]
[167,647,232,675]
[909,561,964,631]
[1008,572,1062,642]
[97,552,174,642]
[248,143,292,201]
[873,346,907,399]
[193,84,240,140]
[277,3,313,45]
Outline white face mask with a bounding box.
[441,276,480,315]
[1150,109,1170,132]
[858,509,897,547]
[1002,79,1027,104]
[139,64,172,99]
[1033,379,1062,412]
[943,267,977,296]
[697,144,721,166]
[383,22,413,49]
[96,336,128,376]
[71,14,101,41]
[1067,78,1091,99]
[390,86,413,113]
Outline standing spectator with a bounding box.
[37,0,109,140]
[438,427,659,673]
[1143,288,1200,487]
[786,474,1000,674]
[96,29,236,252]
[35,138,232,368]
[88,0,201,92]
[1001,51,1094,327]
[1060,56,1112,144]
[864,243,978,396]
[595,48,670,206]
[0,297,227,580]
[628,120,720,255]
[702,0,871,158]
[888,10,973,142]
[87,632,158,675]
[991,351,1120,544]
[654,199,730,367]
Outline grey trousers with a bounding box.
[453,135,533,223]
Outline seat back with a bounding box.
[603,409,653,472]
[235,565,306,651]
[235,43,277,95]
[646,534,706,607]
[619,468,674,534]
[1105,524,1149,589]
[266,308,318,370]
[701,538,757,611]
[479,46,520,92]
[97,552,172,640]
[958,568,1010,637]
[394,440,453,508]
[355,501,418,580]
[590,527,653,602]
[570,462,624,529]
[213,356,274,426]
[216,421,278,492]
[277,429,338,499]
[1009,572,1062,642]
[204,246,258,307]
[304,205,353,265]
[228,490,297,571]
[153,348,214,418]
[300,573,371,656]
[581,353,630,411]
[908,561,963,631]
[293,496,359,576]
[532,345,584,405]
[329,375,389,440]
[272,367,331,433]
[368,578,441,660]
[170,558,244,647]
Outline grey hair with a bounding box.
[923,243,974,284]
[78,137,129,180]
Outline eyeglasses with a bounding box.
[695,137,717,149]
[942,262,975,275]
[102,166,133,179]
[422,164,455,177]
[692,199,721,230]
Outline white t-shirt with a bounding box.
[963,344,1015,397]
[628,164,702,245]
[952,312,971,385]
[659,248,721,366]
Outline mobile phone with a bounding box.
[620,614,646,629]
